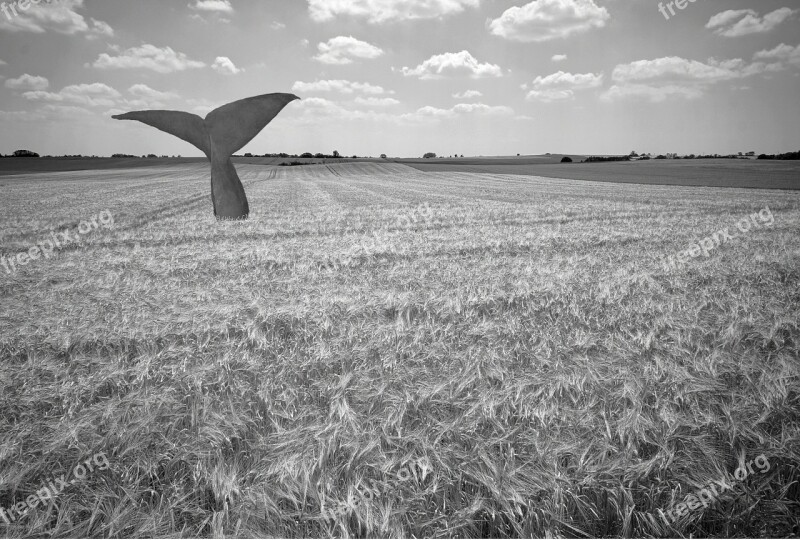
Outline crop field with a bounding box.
[1,162,799,538]
[401,158,800,191]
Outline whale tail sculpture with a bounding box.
[113,93,299,220]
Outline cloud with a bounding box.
[86,18,114,39]
[601,84,704,102]
[452,103,514,116]
[551,54,568,62]
[525,70,603,102]
[453,90,483,99]
[5,74,49,91]
[706,8,796,37]
[292,79,391,95]
[401,51,503,79]
[211,56,243,75]
[0,58,6,66]
[189,0,233,13]
[600,55,778,102]
[128,84,179,101]
[186,98,217,116]
[0,0,113,37]
[91,44,206,73]
[290,96,512,127]
[22,83,121,108]
[612,57,751,84]
[401,102,514,121]
[488,0,609,42]
[754,43,800,67]
[308,0,480,23]
[270,21,286,30]
[354,96,401,107]
[314,36,384,65]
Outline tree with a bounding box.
[13,149,39,157]
[333,150,340,158]
[380,154,387,159]
[423,152,437,159]
[630,151,638,157]
[560,156,573,163]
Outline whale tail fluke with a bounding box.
[205,93,299,157]
[112,110,211,158]
[112,92,300,220]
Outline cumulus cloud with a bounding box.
[600,55,781,102]
[189,0,234,13]
[525,71,603,102]
[354,96,401,107]
[453,90,483,99]
[601,84,704,102]
[91,44,206,73]
[314,36,384,65]
[399,102,514,122]
[451,103,514,116]
[22,83,121,108]
[551,54,568,62]
[706,8,796,37]
[401,51,503,79]
[488,0,609,42]
[5,74,49,91]
[290,95,513,127]
[211,56,243,75]
[0,0,114,37]
[0,58,6,66]
[754,43,800,67]
[292,79,391,95]
[128,84,179,104]
[308,0,480,23]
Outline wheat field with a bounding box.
[0,162,798,538]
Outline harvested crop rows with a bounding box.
[1,162,799,537]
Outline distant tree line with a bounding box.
[757,150,800,160]
[239,151,358,159]
[584,155,631,163]
[0,149,40,157]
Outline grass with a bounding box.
[0,162,799,537]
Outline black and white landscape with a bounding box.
[1,1,799,538]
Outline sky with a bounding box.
[0,0,799,158]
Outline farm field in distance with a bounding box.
[0,161,799,537]
[3,155,798,190]
[399,156,800,190]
